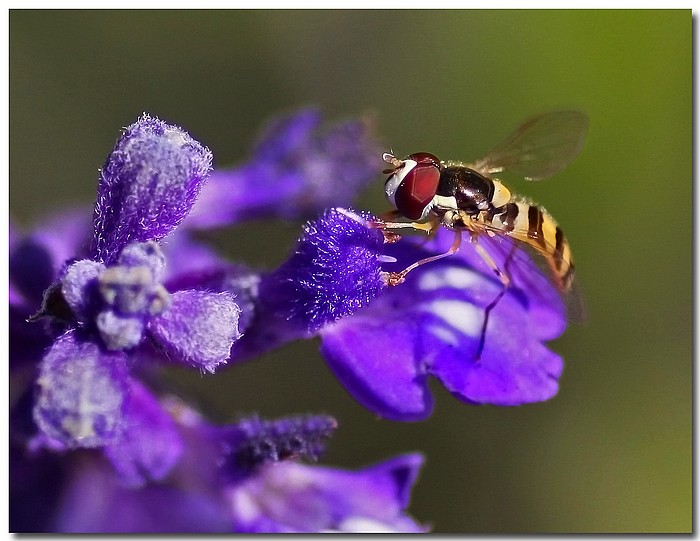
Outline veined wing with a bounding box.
[476,229,586,324]
[470,110,588,181]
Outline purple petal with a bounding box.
[103,380,183,487]
[160,230,230,283]
[162,260,260,335]
[26,207,93,271]
[228,454,426,532]
[33,331,129,448]
[318,227,568,416]
[91,114,212,265]
[147,290,241,372]
[10,239,59,308]
[427,295,564,405]
[253,107,321,159]
[320,315,433,421]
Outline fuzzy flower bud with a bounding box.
[260,207,388,333]
[91,114,212,265]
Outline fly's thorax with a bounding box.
[437,166,498,215]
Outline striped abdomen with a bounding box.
[484,199,575,291]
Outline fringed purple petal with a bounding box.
[91,114,212,265]
[260,207,387,333]
[147,290,241,372]
[224,414,337,478]
[33,331,129,448]
[226,207,387,363]
[103,380,183,487]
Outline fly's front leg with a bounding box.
[370,215,456,286]
[369,213,439,243]
[384,229,463,286]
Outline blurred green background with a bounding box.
[10,10,691,533]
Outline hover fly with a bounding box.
[377,110,588,357]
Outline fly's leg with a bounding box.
[384,229,462,286]
[472,236,518,360]
[373,215,438,235]
[369,213,439,244]
[369,215,459,285]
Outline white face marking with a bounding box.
[424,299,482,337]
[418,266,482,292]
[384,159,417,208]
[431,194,458,211]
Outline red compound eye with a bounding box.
[394,155,441,220]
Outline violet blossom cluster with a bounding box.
[10,108,569,532]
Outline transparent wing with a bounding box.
[476,231,586,324]
[470,110,589,181]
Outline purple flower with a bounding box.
[11,107,577,532]
[20,115,241,468]
[228,207,390,361]
[186,108,383,228]
[236,209,567,420]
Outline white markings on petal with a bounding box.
[424,299,482,337]
[427,324,460,346]
[418,266,481,292]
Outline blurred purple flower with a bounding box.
[50,403,426,533]
[186,108,383,227]
[226,454,426,533]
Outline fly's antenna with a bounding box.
[382,152,402,168]
[382,151,403,174]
